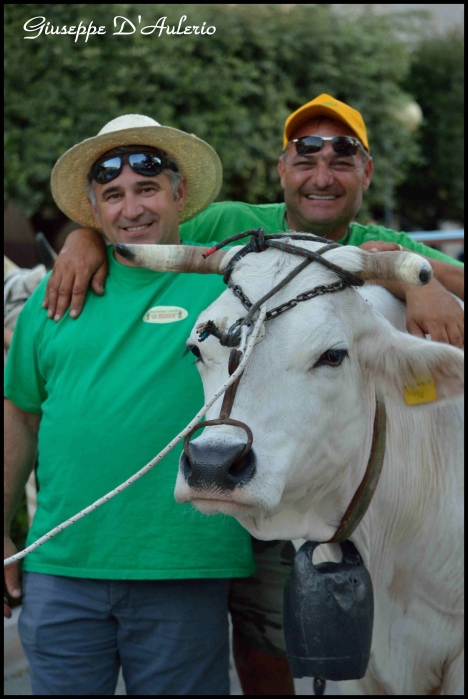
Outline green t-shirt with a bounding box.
[4,247,255,580]
[180,201,463,267]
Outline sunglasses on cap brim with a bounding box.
[284,135,367,157]
[91,151,179,185]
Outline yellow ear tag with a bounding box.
[404,377,437,405]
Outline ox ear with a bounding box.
[358,323,464,406]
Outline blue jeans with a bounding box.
[18,572,231,695]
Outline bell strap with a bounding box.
[327,393,386,544]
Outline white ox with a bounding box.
[121,240,464,695]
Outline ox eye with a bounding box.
[313,348,348,368]
[184,344,202,362]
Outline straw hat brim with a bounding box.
[51,125,223,227]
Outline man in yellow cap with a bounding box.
[43,94,463,348]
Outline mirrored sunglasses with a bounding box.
[286,135,366,157]
[91,151,178,184]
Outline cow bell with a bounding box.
[283,539,373,682]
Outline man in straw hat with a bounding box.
[44,94,463,347]
[4,115,296,695]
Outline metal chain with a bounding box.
[266,281,348,319]
[230,280,348,321]
[230,284,252,311]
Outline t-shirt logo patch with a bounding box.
[143,306,189,324]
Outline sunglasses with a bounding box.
[285,135,366,157]
[91,151,178,184]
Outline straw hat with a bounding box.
[51,115,223,227]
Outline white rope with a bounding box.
[4,307,267,567]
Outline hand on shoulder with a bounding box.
[43,228,108,321]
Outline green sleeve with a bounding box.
[180,201,285,244]
[4,281,48,414]
[180,205,222,245]
[347,223,464,267]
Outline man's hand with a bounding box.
[359,241,464,348]
[43,228,108,322]
[4,536,21,618]
[405,280,464,348]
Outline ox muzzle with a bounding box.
[181,437,256,491]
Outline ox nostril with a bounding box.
[180,451,193,481]
[228,449,255,481]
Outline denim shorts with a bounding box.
[19,572,231,695]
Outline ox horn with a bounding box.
[356,250,433,286]
[114,244,229,274]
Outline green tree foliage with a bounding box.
[4,4,431,226]
[398,30,464,230]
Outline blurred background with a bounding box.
[4,3,464,267]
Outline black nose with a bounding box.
[181,440,256,491]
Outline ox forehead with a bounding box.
[198,239,358,338]
[197,240,357,347]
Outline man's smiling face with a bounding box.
[89,162,187,265]
[278,117,373,240]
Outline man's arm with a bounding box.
[43,228,108,322]
[360,241,464,348]
[360,240,464,299]
[4,398,41,618]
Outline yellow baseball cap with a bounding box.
[283,93,370,152]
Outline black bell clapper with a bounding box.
[284,539,373,684]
